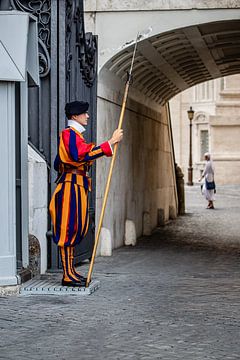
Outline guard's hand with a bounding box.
[109,129,123,145]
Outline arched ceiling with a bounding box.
[105,20,240,105]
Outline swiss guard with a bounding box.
[49,101,123,287]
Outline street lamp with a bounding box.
[187,106,195,186]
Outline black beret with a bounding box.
[65,101,89,116]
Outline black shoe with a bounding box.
[76,274,92,284]
[61,279,86,287]
[75,274,87,282]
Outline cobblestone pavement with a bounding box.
[0,185,240,360]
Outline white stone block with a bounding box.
[143,212,151,236]
[100,227,112,256]
[124,219,137,246]
[169,205,177,220]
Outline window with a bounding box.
[200,130,209,161]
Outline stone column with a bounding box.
[0,83,18,286]
[20,81,29,269]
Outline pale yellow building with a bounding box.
[170,74,240,185]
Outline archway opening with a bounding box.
[96,19,240,252]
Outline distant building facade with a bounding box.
[170,74,240,185]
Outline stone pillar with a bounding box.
[0,83,18,286]
[20,81,29,269]
[0,12,39,288]
[124,220,137,246]
[100,227,112,256]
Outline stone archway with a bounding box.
[101,17,240,104]
[84,5,240,252]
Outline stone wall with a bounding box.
[209,75,240,185]
[28,146,48,274]
[96,69,177,252]
[85,0,240,11]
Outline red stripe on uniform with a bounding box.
[62,129,71,155]
[75,135,94,159]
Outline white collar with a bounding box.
[68,120,86,134]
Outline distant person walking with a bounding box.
[199,152,215,209]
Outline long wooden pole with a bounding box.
[86,34,139,287]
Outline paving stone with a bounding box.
[0,185,240,359]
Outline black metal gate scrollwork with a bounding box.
[66,0,97,99]
[10,0,51,78]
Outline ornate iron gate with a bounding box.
[1,0,98,270]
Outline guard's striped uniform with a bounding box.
[49,127,112,248]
